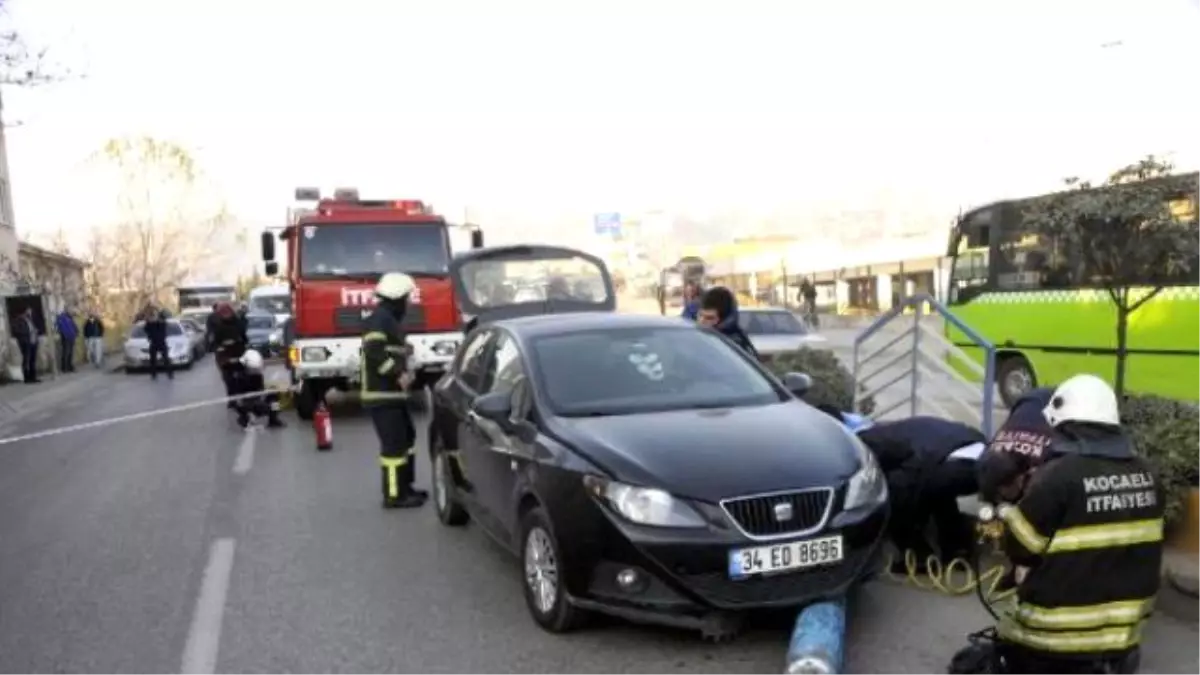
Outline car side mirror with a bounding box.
[261,230,276,262]
[264,261,280,276]
[471,391,513,426]
[783,371,813,398]
[470,229,484,249]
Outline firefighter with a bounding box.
[211,301,249,409]
[362,272,427,509]
[977,388,1057,509]
[953,374,1163,674]
[232,349,285,429]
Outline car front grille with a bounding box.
[720,488,833,539]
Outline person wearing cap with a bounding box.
[361,272,427,509]
[232,349,285,429]
[952,374,1163,674]
[211,301,249,407]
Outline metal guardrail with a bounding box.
[851,293,997,437]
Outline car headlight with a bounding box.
[432,340,458,357]
[269,332,282,343]
[583,476,707,528]
[301,347,328,362]
[843,433,887,510]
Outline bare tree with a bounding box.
[82,136,234,327]
[1023,156,1199,397]
[0,1,72,89]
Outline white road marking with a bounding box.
[181,538,237,675]
[233,427,258,475]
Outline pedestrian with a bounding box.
[799,277,818,327]
[362,272,427,509]
[951,374,1163,674]
[142,304,172,380]
[210,302,248,407]
[12,307,40,384]
[231,349,285,429]
[680,281,702,321]
[82,311,106,368]
[832,411,986,570]
[55,308,79,373]
[695,286,758,358]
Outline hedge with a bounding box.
[767,348,1198,526]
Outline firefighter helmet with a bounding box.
[375,272,416,300]
[1043,374,1120,428]
[240,349,264,371]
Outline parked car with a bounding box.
[244,311,282,357]
[428,245,888,640]
[738,307,826,363]
[178,318,207,359]
[123,320,194,371]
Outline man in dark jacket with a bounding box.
[143,305,172,381]
[55,310,79,373]
[83,312,106,368]
[854,415,986,568]
[211,302,248,407]
[696,286,758,358]
[12,307,40,384]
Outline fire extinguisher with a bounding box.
[313,402,333,452]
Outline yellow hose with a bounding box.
[880,521,1017,604]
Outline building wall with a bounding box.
[0,91,20,372]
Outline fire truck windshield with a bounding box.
[299,222,450,279]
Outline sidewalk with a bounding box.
[0,353,125,427]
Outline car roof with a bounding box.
[494,312,693,339]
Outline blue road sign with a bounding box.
[593,212,622,238]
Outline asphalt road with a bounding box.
[0,364,1195,674]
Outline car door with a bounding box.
[441,328,496,511]
[470,331,536,539]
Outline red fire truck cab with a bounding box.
[261,187,483,419]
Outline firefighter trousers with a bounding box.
[369,406,416,499]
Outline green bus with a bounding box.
[945,172,1199,406]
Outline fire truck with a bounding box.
[260,188,483,419]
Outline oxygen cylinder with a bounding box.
[784,598,847,674]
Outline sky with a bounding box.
[2,0,1198,270]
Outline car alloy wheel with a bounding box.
[524,526,559,615]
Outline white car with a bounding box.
[738,306,826,361]
[124,319,194,371]
[178,318,207,359]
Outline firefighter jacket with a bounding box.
[360,303,409,408]
[212,315,248,367]
[997,426,1164,658]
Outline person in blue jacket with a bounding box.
[680,281,701,320]
[696,286,758,358]
[55,309,79,373]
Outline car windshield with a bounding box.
[460,254,610,307]
[299,223,450,278]
[250,294,292,315]
[245,315,275,329]
[740,311,808,335]
[529,326,782,416]
[130,322,184,338]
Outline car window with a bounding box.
[481,332,526,397]
[529,325,783,416]
[456,329,493,391]
[744,311,807,335]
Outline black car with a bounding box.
[244,311,281,357]
[428,246,889,640]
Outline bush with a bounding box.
[766,347,876,415]
[1122,394,1200,527]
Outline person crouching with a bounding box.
[233,349,285,429]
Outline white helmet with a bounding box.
[240,349,264,371]
[375,272,416,300]
[1043,374,1120,428]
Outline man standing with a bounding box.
[211,302,248,406]
[143,304,172,381]
[83,312,106,368]
[55,309,79,373]
[12,307,40,384]
[361,272,426,509]
[680,281,701,320]
[799,277,818,327]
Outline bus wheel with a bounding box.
[997,356,1036,409]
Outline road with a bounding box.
[0,364,1195,673]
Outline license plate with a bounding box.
[728,534,844,579]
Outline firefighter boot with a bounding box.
[236,409,250,429]
[380,468,425,509]
[266,411,286,428]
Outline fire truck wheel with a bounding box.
[295,384,317,420]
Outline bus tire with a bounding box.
[997,355,1036,409]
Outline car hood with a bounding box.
[553,401,860,502]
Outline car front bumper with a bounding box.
[572,497,888,623]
